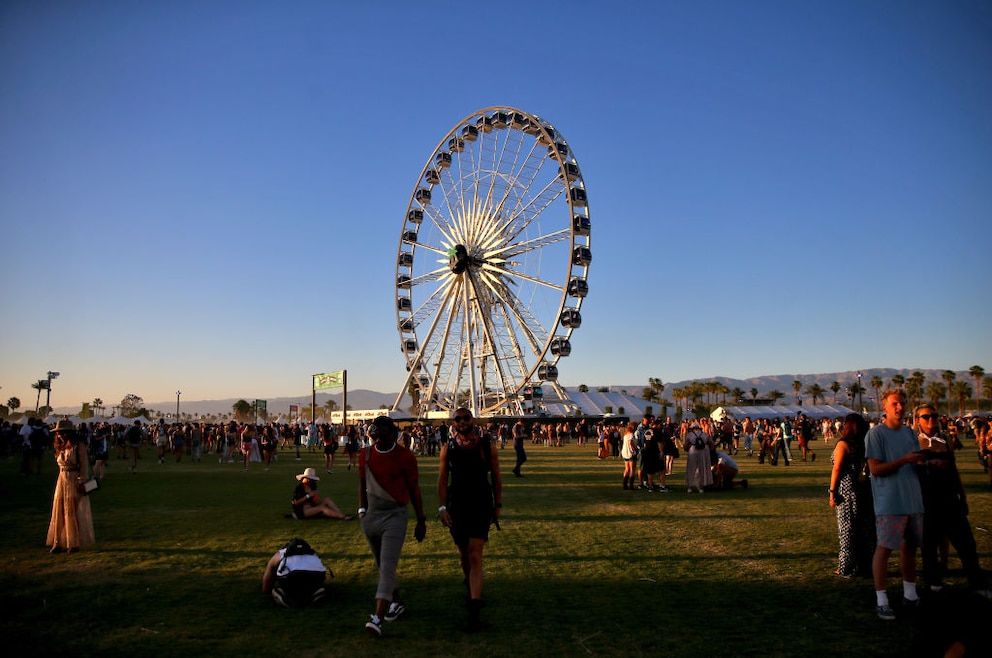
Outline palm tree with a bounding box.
[641,387,658,402]
[906,377,924,409]
[870,375,883,413]
[792,380,802,404]
[767,389,785,404]
[31,379,48,413]
[92,398,104,416]
[941,370,957,415]
[949,381,972,417]
[910,371,926,405]
[690,383,706,407]
[846,382,866,411]
[714,382,730,405]
[925,382,946,411]
[703,381,718,405]
[830,381,841,404]
[730,387,745,404]
[648,377,665,399]
[890,374,905,390]
[804,383,824,405]
[969,365,985,413]
[749,388,758,405]
[6,397,20,414]
[578,384,589,393]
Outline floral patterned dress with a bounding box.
[832,441,874,577]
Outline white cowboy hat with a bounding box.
[295,467,320,481]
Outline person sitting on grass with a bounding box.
[709,449,748,490]
[288,467,353,520]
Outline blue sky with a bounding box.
[2,0,990,412]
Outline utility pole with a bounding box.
[46,371,60,413]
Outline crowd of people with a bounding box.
[7,392,992,649]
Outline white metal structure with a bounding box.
[394,107,591,418]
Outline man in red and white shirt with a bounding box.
[357,416,427,637]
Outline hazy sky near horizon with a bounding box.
[2,1,990,412]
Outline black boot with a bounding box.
[467,599,487,632]
[622,476,629,490]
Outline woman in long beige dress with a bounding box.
[46,420,95,553]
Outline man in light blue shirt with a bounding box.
[865,388,925,621]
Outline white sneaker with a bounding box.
[365,614,382,637]
[384,601,406,622]
[271,588,289,608]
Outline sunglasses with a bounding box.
[917,414,938,421]
[453,415,472,421]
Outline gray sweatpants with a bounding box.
[361,505,408,602]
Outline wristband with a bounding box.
[358,507,367,516]
[438,505,447,512]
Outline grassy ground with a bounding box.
[2,437,991,657]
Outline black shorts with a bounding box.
[323,444,338,455]
[448,500,492,546]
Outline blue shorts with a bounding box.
[875,513,923,550]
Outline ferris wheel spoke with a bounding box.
[493,227,571,260]
[474,281,531,394]
[495,290,550,358]
[492,142,550,228]
[418,286,464,404]
[482,263,563,294]
[406,266,449,288]
[499,180,568,246]
[409,276,457,327]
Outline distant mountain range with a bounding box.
[51,368,980,416]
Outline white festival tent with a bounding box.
[710,404,856,421]
[107,415,154,425]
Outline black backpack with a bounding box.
[273,538,330,607]
[30,426,50,451]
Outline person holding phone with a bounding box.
[865,389,926,620]
[914,404,988,595]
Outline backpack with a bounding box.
[272,538,330,607]
[30,426,49,450]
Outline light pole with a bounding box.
[856,372,863,413]
[46,371,60,413]
[176,391,181,423]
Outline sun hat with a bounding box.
[296,467,320,481]
[52,419,75,434]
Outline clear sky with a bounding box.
[2,0,990,412]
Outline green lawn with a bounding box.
[2,439,991,657]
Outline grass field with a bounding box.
[2,437,991,657]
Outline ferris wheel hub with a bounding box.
[448,244,472,274]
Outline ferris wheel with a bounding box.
[393,107,592,418]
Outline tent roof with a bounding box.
[711,404,856,421]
